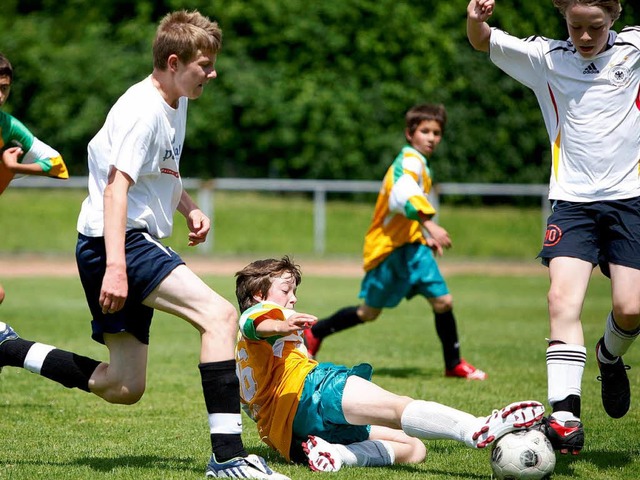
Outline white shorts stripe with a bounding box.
[24,343,55,374]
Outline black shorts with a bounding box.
[538,197,640,276]
[76,230,185,345]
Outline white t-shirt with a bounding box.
[77,75,188,238]
[490,26,640,202]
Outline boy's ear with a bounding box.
[253,293,264,303]
[404,128,412,143]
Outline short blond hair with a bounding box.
[552,0,621,21]
[153,10,222,70]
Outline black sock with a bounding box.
[552,394,581,418]
[200,360,247,462]
[0,337,35,367]
[435,310,461,370]
[40,350,101,391]
[310,306,361,340]
[1,339,99,392]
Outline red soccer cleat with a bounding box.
[445,359,487,380]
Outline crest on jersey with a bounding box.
[608,65,631,87]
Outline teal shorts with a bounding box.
[359,243,449,308]
[292,362,373,447]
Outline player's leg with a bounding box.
[544,256,591,454]
[144,265,288,479]
[596,263,640,418]
[0,322,104,395]
[341,375,543,449]
[302,426,424,471]
[412,244,486,380]
[304,259,393,359]
[304,305,367,358]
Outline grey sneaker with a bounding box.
[0,322,19,373]
[205,454,290,479]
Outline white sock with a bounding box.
[602,312,639,360]
[546,343,585,406]
[400,400,478,447]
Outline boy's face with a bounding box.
[172,50,217,100]
[565,3,613,58]
[263,272,298,309]
[0,75,11,107]
[406,119,443,157]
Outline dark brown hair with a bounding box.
[235,256,302,312]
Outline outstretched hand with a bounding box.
[468,0,495,22]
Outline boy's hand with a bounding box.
[423,220,452,250]
[426,237,444,257]
[186,208,211,246]
[99,264,128,314]
[468,0,495,22]
[1,146,24,170]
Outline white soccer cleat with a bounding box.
[302,435,343,472]
[205,453,290,479]
[471,400,545,449]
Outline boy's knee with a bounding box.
[97,382,145,405]
[358,306,381,322]
[407,438,427,463]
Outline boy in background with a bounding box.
[0,52,68,194]
[305,103,487,380]
[0,52,68,308]
[235,256,544,472]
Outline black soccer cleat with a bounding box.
[596,337,631,419]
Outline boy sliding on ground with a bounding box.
[235,256,544,472]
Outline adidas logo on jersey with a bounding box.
[583,62,600,74]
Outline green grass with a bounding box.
[0,189,542,260]
[1,272,639,479]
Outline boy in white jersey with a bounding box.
[467,0,640,455]
[0,52,68,308]
[235,256,545,472]
[304,104,487,381]
[0,12,287,480]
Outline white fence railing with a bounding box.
[11,176,550,254]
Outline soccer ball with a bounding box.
[490,429,556,479]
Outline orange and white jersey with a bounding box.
[362,145,437,271]
[235,301,317,460]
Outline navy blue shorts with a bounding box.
[76,230,185,345]
[538,198,640,276]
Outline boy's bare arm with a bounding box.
[467,0,495,52]
[1,146,47,175]
[255,312,317,338]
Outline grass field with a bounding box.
[0,189,543,260]
[1,272,639,479]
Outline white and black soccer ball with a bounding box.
[490,429,556,480]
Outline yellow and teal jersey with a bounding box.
[0,111,68,193]
[235,302,318,460]
[362,145,436,271]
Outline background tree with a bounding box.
[1,0,637,182]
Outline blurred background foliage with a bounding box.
[1,0,638,182]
